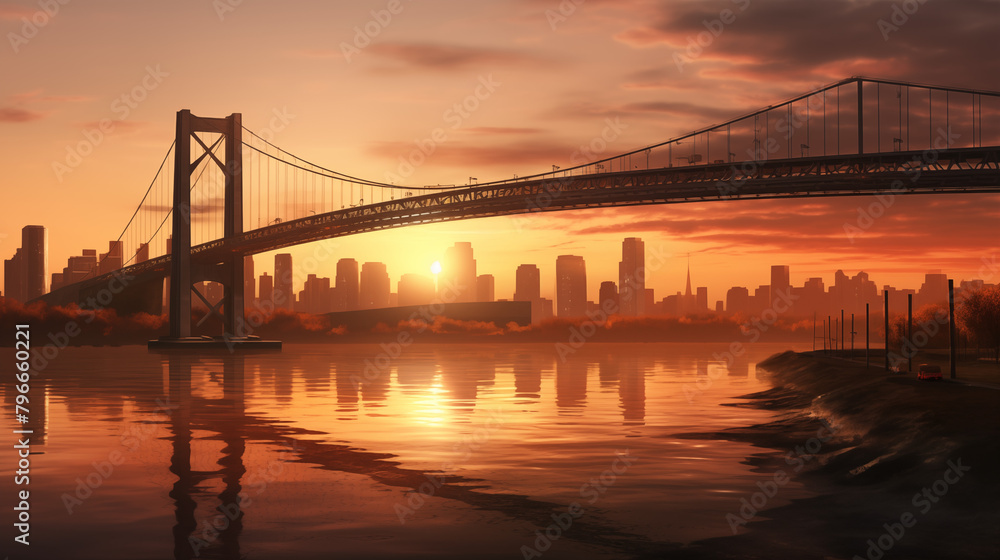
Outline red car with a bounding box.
[917,364,943,381]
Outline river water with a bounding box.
[2,342,812,559]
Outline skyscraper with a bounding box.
[98,240,122,276]
[726,286,750,314]
[514,264,541,302]
[556,255,587,317]
[360,262,390,309]
[274,253,294,310]
[477,274,495,302]
[335,258,359,311]
[599,281,619,309]
[441,242,477,302]
[618,237,645,315]
[696,287,708,312]
[244,255,255,303]
[3,249,23,302]
[301,274,332,314]
[770,265,790,302]
[258,272,273,308]
[21,225,46,299]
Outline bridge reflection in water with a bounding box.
[2,343,800,559]
[145,344,767,559]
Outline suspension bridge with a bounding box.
[33,76,1000,344]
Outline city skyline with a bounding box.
[25,234,980,321]
[8,224,997,314]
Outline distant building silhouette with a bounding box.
[514,264,541,302]
[335,258,360,311]
[3,248,23,301]
[300,274,333,314]
[398,273,435,307]
[244,256,255,303]
[556,255,587,317]
[442,242,477,302]
[258,272,273,308]
[21,226,46,299]
[98,240,122,276]
[916,272,949,308]
[360,262,390,309]
[599,281,619,309]
[136,243,149,264]
[696,287,708,312]
[726,286,750,314]
[771,265,790,300]
[618,237,645,315]
[513,263,553,323]
[4,226,47,301]
[830,270,877,316]
[274,253,294,310]
[477,274,495,302]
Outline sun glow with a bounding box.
[430,261,442,275]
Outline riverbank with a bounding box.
[668,350,1000,560]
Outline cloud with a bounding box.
[612,0,1000,90]
[0,107,45,123]
[365,42,550,71]
[554,194,1000,263]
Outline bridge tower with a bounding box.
[156,110,278,348]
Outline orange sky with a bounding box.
[2,0,999,303]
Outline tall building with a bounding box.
[274,253,294,310]
[726,286,750,315]
[53,249,98,291]
[3,226,48,301]
[916,272,949,308]
[514,264,541,302]
[21,226,47,300]
[599,281,619,310]
[244,255,255,303]
[135,243,149,264]
[3,249,23,302]
[441,242,477,302]
[98,240,122,276]
[696,287,708,312]
[477,274,495,302]
[360,262,390,309]
[618,237,645,315]
[300,274,333,314]
[334,258,359,311]
[770,265,790,301]
[258,272,274,308]
[556,255,587,317]
[398,273,435,307]
[799,277,827,317]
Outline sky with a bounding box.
[2,0,1000,304]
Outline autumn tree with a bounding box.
[957,285,1000,363]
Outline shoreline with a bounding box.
[665,350,1000,560]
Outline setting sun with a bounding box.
[430,261,442,275]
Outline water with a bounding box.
[2,342,812,559]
